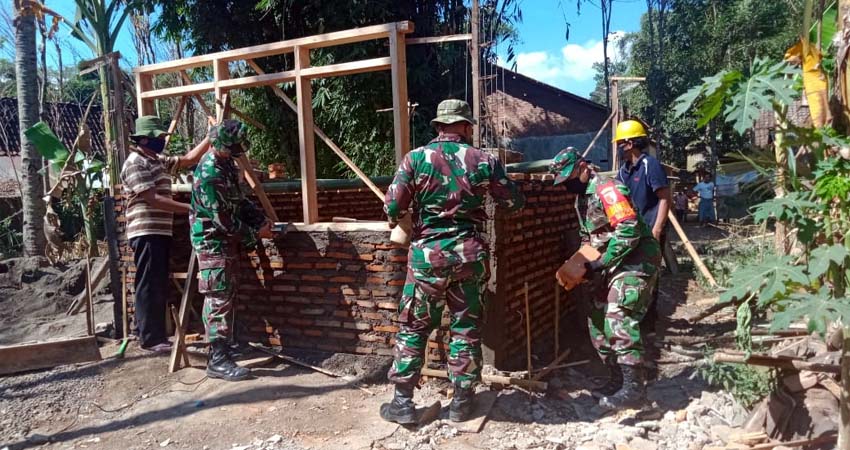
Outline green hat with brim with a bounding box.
[549,147,582,185]
[430,99,476,127]
[130,115,170,139]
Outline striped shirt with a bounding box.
[121,150,173,239]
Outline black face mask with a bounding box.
[564,177,588,194]
[145,138,166,154]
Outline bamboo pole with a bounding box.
[554,281,560,357]
[121,266,128,339]
[85,257,94,336]
[581,110,617,158]
[524,282,532,379]
[420,368,547,391]
[667,211,718,287]
[714,352,840,374]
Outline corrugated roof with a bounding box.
[0,98,107,157]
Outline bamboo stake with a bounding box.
[714,352,840,374]
[85,257,94,336]
[554,281,560,357]
[121,266,128,339]
[524,282,532,379]
[667,211,718,287]
[532,349,571,381]
[169,305,191,368]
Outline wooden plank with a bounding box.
[214,59,230,120]
[134,21,413,75]
[169,305,191,368]
[169,251,198,373]
[139,81,217,100]
[532,349,571,382]
[121,267,129,339]
[300,57,391,80]
[420,367,547,391]
[295,46,319,224]
[246,60,386,203]
[406,34,472,45]
[217,69,297,91]
[134,72,155,116]
[611,79,620,169]
[389,26,410,164]
[0,336,101,376]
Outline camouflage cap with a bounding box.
[208,119,249,151]
[549,147,582,185]
[430,99,476,127]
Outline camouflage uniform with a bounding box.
[190,137,267,344]
[384,134,524,389]
[578,172,661,366]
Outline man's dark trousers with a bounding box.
[130,235,171,348]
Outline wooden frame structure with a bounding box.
[133,21,414,224]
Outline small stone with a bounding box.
[627,437,657,450]
[160,438,172,447]
[385,443,404,450]
[635,421,659,431]
[675,410,688,422]
[267,434,282,443]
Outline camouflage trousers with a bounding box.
[388,261,488,389]
[198,256,239,343]
[588,270,657,366]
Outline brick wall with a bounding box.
[116,176,582,369]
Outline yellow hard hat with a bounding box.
[615,120,648,142]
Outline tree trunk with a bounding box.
[15,5,46,256]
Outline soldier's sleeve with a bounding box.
[596,181,641,267]
[487,154,525,212]
[384,153,415,222]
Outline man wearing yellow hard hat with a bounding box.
[614,119,670,340]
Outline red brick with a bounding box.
[366,277,386,285]
[333,310,354,318]
[343,322,372,331]
[377,301,397,310]
[372,290,389,297]
[326,252,355,260]
[358,333,387,343]
[328,331,357,340]
[299,286,324,294]
[288,318,313,326]
[304,329,323,337]
[300,307,325,315]
[366,264,392,272]
[272,284,296,292]
[343,264,362,272]
[302,275,325,282]
[360,312,385,320]
[315,319,342,328]
[375,243,395,250]
[342,288,356,296]
[357,254,374,261]
[355,346,374,354]
[356,300,376,308]
[388,279,405,286]
[315,262,339,270]
[389,255,408,262]
[287,262,313,270]
[373,325,399,333]
[330,276,356,283]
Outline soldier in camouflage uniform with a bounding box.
[380,99,525,424]
[549,148,661,409]
[190,119,272,381]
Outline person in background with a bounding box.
[674,191,688,224]
[379,99,524,424]
[191,119,272,381]
[121,115,209,353]
[692,174,716,226]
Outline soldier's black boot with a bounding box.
[591,357,623,399]
[206,340,250,381]
[380,385,417,425]
[599,364,646,409]
[449,385,475,422]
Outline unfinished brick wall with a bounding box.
[116,175,582,369]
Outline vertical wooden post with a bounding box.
[610,79,620,170]
[524,282,532,378]
[471,0,481,148]
[389,25,410,164]
[134,72,155,116]
[554,282,560,358]
[295,46,319,224]
[109,53,128,167]
[213,59,230,120]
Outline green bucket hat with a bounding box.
[208,119,249,151]
[130,115,170,139]
[549,147,582,185]
[430,99,476,127]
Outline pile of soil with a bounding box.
[0,256,112,345]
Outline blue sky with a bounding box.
[505,0,648,98]
[32,1,647,100]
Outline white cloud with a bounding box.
[514,31,627,88]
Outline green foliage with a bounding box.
[700,359,776,408]
[0,215,23,259]
[674,59,799,134]
[719,255,808,307]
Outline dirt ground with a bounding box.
[1,224,746,450]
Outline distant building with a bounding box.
[482,67,611,170]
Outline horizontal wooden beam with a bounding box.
[406,34,471,45]
[300,57,391,79]
[611,76,646,82]
[134,21,414,75]
[139,81,216,100]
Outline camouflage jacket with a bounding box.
[190,151,267,267]
[385,134,525,269]
[579,171,660,275]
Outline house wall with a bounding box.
[116,176,582,369]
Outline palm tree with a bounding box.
[14,0,46,256]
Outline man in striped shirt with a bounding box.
[121,116,209,352]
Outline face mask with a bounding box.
[145,138,166,154]
[564,177,588,194]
